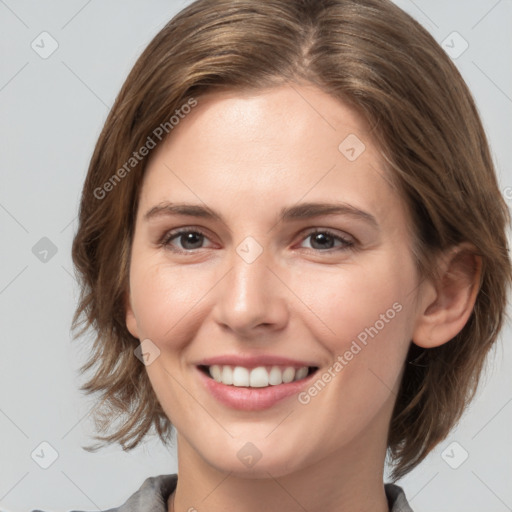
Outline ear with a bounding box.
[125,290,140,339]
[412,244,482,348]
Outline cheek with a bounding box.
[129,256,207,344]
[285,257,417,416]
[288,263,415,436]
[288,255,415,354]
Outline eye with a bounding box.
[299,229,354,251]
[159,227,354,253]
[160,229,213,252]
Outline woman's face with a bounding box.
[126,84,427,477]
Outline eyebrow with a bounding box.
[144,201,378,228]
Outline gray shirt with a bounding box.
[52,474,412,512]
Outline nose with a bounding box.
[212,246,289,338]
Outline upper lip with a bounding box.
[196,355,319,369]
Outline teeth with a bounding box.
[295,367,308,380]
[221,365,233,385]
[268,366,282,385]
[282,367,295,383]
[232,366,249,386]
[210,364,222,382]
[249,367,269,387]
[207,365,310,387]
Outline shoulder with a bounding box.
[31,474,178,512]
[31,476,410,512]
[385,483,414,512]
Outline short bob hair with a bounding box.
[72,0,511,480]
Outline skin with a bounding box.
[125,84,481,512]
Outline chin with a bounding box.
[196,435,312,479]
[212,453,302,479]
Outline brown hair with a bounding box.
[72,0,511,480]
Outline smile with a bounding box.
[200,364,317,388]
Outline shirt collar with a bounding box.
[106,474,413,512]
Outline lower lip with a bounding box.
[197,367,316,411]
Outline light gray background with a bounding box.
[1,1,511,511]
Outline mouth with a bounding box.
[195,355,322,410]
[198,364,319,388]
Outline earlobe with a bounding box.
[125,291,139,339]
[412,244,482,349]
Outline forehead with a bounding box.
[139,84,408,234]
[161,84,373,161]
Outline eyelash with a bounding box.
[159,227,355,254]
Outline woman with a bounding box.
[67,0,511,510]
